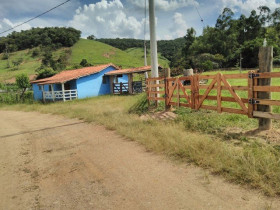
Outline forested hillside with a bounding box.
[175,6,280,71]
[98,6,280,72]
[97,38,184,62]
[0,27,81,53]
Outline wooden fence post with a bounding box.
[146,79,150,106]
[217,73,222,113]
[248,71,254,118]
[258,46,273,130]
[165,68,171,111]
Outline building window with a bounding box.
[117,75,123,78]
[102,76,107,84]
[39,85,43,91]
[49,85,52,91]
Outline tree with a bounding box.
[35,67,56,80]
[16,74,30,99]
[87,35,96,40]
[12,58,23,69]
[80,59,92,67]
[182,28,196,57]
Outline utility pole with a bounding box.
[148,0,159,78]
[144,0,148,79]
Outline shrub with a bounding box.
[80,59,92,67]
[32,48,40,57]
[201,60,213,71]
[1,53,8,60]
[36,67,56,79]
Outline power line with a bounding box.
[195,6,205,27]
[0,0,71,35]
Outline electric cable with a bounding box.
[0,0,71,35]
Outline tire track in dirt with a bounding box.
[0,110,280,210]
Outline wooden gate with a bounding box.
[146,71,280,119]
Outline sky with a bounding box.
[0,0,280,40]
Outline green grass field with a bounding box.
[125,47,170,68]
[0,49,41,81]
[70,39,148,68]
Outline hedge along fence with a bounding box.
[0,91,33,104]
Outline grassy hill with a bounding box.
[0,39,170,83]
[125,47,170,68]
[70,39,147,68]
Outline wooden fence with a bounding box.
[146,71,280,120]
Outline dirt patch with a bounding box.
[0,110,280,209]
[103,48,116,58]
[4,74,36,84]
[140,111,177,121]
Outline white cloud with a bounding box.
[221,0,280,14]
[69,0,144,38]
[169,12,188,38]
[127,0,198,11]
[1,18,32,33]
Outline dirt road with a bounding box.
[0,110,279,210]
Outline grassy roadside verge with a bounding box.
[1,94,280,196]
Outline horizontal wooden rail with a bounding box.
[147,97,165,101]
[254,86,280,92]
[223,74,248,79]
[199,85,248,91]
[146,77,165,81]
[221,107,247,115]
[253,111,280,120]
[146,84,165,88]
[198,95,248,103]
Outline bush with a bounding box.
[80,59,92,67]
[1,53,8,60]
[36,67,56,79]
[201,60,213,71]
[32,48,40,57]
[273,56,280,66]
[0,91,33,104]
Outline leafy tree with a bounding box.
[12,58,23,69]
[35,68,56,80]
[16,74,30,99]
[80,59,92,67]
[87,35,96,40]
[32,48,40,57]
[0,27,81,54]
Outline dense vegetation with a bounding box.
[176,6,280,70]
[99,6,280,72]
[0,27,81,53]
[97,38,185,62]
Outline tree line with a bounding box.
[0,27,81,53]
[97,6,280,72]
[176,6,280,71]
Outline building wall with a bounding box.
[76,66,121,99]
[32,83,72,101]
[32,66,122,100]
[32,84,51,100]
